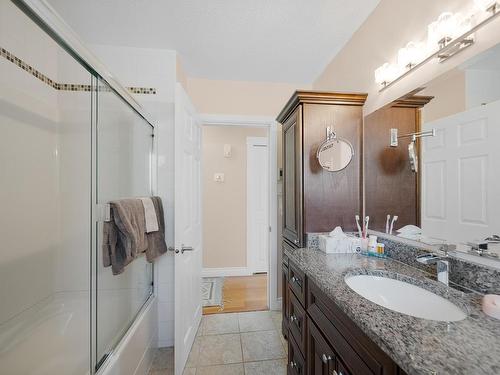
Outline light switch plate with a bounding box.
[214,173,225,182]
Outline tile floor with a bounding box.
[149,310,287,375]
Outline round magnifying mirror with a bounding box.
[317,138,354,172]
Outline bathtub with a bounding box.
[0,292,157,375]
[0,293,90,375]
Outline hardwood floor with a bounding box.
[203,274,268,315]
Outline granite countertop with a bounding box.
[284,247,500,375]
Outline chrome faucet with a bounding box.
[416,253,449,286]
[467,236,499,258]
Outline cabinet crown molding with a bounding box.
[276,90,368,123]
[391,95,434,108]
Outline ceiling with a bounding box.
[48,0,379,84]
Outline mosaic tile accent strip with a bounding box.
[1,46,156,95]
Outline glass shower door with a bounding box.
[95,79,154,367]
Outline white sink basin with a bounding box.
[345,275,467,322]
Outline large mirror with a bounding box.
[364,41,500,262]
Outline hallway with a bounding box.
[203,274,268,315]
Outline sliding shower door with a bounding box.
[0,2,92,374]
[95,79,154,367]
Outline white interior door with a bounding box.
[422,99,500,245]
[247,137,269,274]
[174,83,202,375]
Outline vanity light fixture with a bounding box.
[375,1,500,91]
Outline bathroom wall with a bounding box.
[187,77,311,116]
[202,126,267,271]
[313,0,500,115]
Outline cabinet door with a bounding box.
[288,335,306,375]
[282,106,303,246]
[307,318,336,375]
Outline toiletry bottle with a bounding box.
[368,235,378,253]
[377,243,385,255]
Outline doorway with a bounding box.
[200,116,278,316]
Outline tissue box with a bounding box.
[318,235,355,254]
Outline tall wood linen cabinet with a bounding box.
[278,91,367,249]
[278,91,367,344]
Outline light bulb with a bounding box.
[385,64,402,82]
[473,0,497,11]
[375,63,390,85]
[398,42,425,69]
[436,12,459,41]
[427,21,440,52]
[456,14,473,36]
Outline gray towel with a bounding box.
[102,196,168,275]
[145,196,168,262]
[102,199,148,275]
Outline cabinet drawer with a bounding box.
[308,280,399,375]
[288,334,305,375]
[288,289,306,356]
[288,261,306,305]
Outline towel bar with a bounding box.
[97,203,111,222]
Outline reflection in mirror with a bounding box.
[317,129,354,172]
[365,41,500,264]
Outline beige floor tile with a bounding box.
[270,310,283,330]
[241,330,286,362]
[195,363,244,375]
[201,313,239,335]
[244,359,287,375]
[151,347,174,370]
[186,338,201,368]
[238,311,275,332]
[197,333,243,366]
[149,369,174,375]
[183,368,197,375]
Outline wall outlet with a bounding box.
[214,173,225,182]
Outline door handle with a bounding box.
[181,245,194,254]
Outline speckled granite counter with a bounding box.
[284,247,500,375]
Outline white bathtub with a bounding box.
[0,293,157,375]
[0,293,90,375]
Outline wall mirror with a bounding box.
[364,41,500,265]
[317,127,354,172]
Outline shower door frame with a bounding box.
[11,1,158,374]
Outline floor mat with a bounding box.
[201,277,224,307]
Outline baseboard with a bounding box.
[202,267,252,277]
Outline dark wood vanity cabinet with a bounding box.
[278,91,368,247]
[284,259,406,375]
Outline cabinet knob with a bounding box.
[294,239,300,245]
[321,354,332,363]
[289,314,297,323]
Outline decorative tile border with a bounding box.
[1,47,156,95]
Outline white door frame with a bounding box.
[246,136,269,274]
[201,114,280,310]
